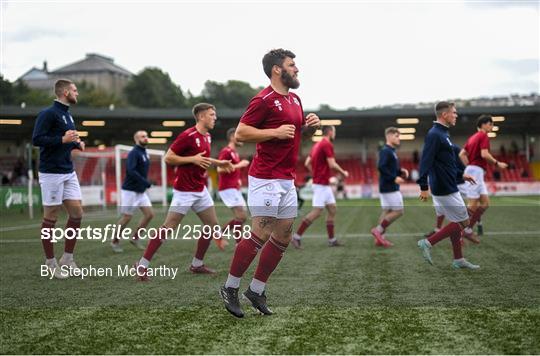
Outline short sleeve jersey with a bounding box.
[310,137,335,185]
[218,146,241,190]
[463,131,490,170]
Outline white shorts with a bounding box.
[218,188,247,208]
[120,189,152,215]
[312,184,336,207]
[379,191,404,210]
[169,187,214,215]
[463,165,488,199]
[458,183,468,198]
[38,172,82,206]
[432,192,469,223]
[247,176,297,219]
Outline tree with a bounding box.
[201,80,261,109]
[0,75,51,106]
[124,67,187,108]
[76,81,125,108]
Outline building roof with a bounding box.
[52,53,133,77]
[19,67,49,81]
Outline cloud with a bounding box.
[4,28,67,42]
[495,59,539,76]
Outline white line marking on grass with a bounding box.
[1,231,538,243]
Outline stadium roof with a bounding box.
[1,104,539,145]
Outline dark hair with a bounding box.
[226,127,236,141]
[435,101,455,117]
[476,114,493,128]
[262,48,296,79]
[322,125,334,135]
[54,79,74,97]
[385,127,399,136]
[192,103,216,120]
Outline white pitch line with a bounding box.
[1,230,538,243]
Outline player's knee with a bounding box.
[70,207,83,220]
[396,210,404,217]
[145,211,155,220]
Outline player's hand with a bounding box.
[305,113,321,128]
[496,161,508,169]
[342,170,349,178]
[419,190,429,202]
[221,160,234,173]
[62,130,78,143]
[78,140,85,151]
[401,168,409,179]
[274,124,295,140]
[463,174,476,184]
[193,151,212,169]
[395,176,405,184]
[237,159,250,169]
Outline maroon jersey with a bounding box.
[218,146,241,190]
[240,86,305,180]
[463,131,490,170]
[311,137,335,185]
[169,126,211,192]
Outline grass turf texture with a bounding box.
[1,196,539,354]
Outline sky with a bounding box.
[1,0,538,110]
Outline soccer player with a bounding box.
[459,114,508,240]
[134,103,234,279]
[291,125,348,248]
[32,79,84,279]
[217,128,250,243]
[416,101,480,270]
[371,127,408,247]
[111,130,154,253]
[220,49,320,318]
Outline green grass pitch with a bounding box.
[1,196,539,354]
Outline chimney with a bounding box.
[43,61,48,72]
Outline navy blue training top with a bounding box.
[453,144,465,185]
[32,101,80,174]
[121,145,151,193]
[378,144,401,193]
[417,122,459,196]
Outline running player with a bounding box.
[134,103,234,279]
[220,49,320,317]
[111,130,154,253]
[459,114,508,240]
[416,101,480,270]
[292,125,348,248]
[32,79,84,279]
[218,128,250,243]
[371,127,408,247]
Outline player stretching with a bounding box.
[220,49,320,317]
[134,103,233,279]
[32,79,84,279]
[459,115,508,240]
[111,130,154,253]
[416,101,480,270]
[292,125,348,248]
[371,127,408,247]
[218,128,250,243]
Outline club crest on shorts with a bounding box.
[264,199,272,207]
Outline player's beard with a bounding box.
[66,93,77,104]
[281,71,300,89]
[139,140,148,147]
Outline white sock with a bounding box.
[249,278,266,295]
[454,258,465,262]
[293,233,301,241]
[46,258,56,265]
[424,239,432,247]
[138,257,150,268]
[376,225,384,233]
[191,257,203,267]
[464,227,473,234]
[328,237,337,243]
[62,253,73,261]
[225,274,241,289]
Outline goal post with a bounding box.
[114,144,167,209]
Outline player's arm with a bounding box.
[378,152,401,184]
[126,151,151,188]
[235,122,295,143]
[327,157,349,178]
[481,149,508,169]
[208,157,234,173]
[164,149,212,169]
[459,149,469,166]
[301,113,321,138]
[304,156,312,173]
[32,111,77,147]
[417,134,439,200]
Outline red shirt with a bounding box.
[169,126,211,192]
[218,146,241,190]
[240,86,305,180]
[463,131,490,170]
[311,137,335,185]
